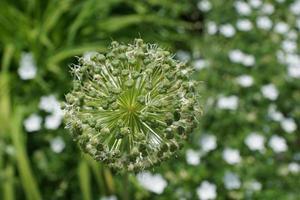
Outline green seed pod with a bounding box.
[96,54,106,62]
[177,126,185,135]
[121,69,129,76]
[165,131,174,139]
[95,120,102,130]
[100,127,110,135]
[63,39,202,171]
[169,141,178,152]
[120,127,130,136]
[174,111,181,121]
[125,79,134,88]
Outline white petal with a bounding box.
[23,114,42,132]
[196,181,217,200]
[50,137,66,153]
[137,172,167,194]
[18,52,37,80]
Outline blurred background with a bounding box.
[0,0,300,199]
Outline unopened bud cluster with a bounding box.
[63,39,201,171]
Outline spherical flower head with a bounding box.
[63,39,202,171]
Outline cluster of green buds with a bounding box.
[63,39,202,171]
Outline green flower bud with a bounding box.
[174,111,181,121]
[177,126,185,135]
[100,127,110,135]
[137,96,145,104]
[120,127,130,135]
[112,69,120,76]
[169,141,178,152]
[95,120,102,130]
[125,79,134,88]
[96,54,106,62]
[165,131,174,139]
[111,59,120,67]
[132,71,140,79]
[121,69,129,76]
[63,39,202,171]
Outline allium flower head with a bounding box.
[63,39,202,171]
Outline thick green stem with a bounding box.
[78,158,92,200]
[11,108,42,200]
[123,172,129,200]
[3,164,15,200]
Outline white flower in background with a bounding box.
[83,51,97,62]
[245,132,265,152]
[261,84,279,101]
[223,148,241,165]
[18,52,37,80]
[228,49,244,63]
[281,40,297,53]
[276,0,285,3]
[268,105,284,122]
[219,24,236,38]
[23,114,42,132]
[285,53,300,66]
[186,149,201,165]
[196,181,217,200]
[228,50,255,66]
[249,0,262,8]
[290,0,300,15]
[223,172,241,190]
[280,118,297,133]
[193,59,208,70]
[285,29,298,41]
[207,21,218,35]
[286,30,297,40]
[50,136,66,153]
[288,162,300,174]
[261,3,274,15]
[236,75,254,87]
[242,55,255,67]
[137,172,167,194]
[217,96,239,110]
[197,0,212,12]
[234,1,251,16]
[274,22,289,34]
[39,95,63,130]
[199,134,217,152]
[176,50,191,62]
[288,65,300,78]
[100,195,117,200]
[45,113,63,130]
[269,135,288,153]
[256,16,273,30]
[248,180,262,191]
[236,19,253,31]
[39,95,61,113]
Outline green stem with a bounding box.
[11,108,42,200]
[3,164,15,200]
[78,158,92,200]
[102,167,115,195]
[123,172,129,200]
[0,44,14,200]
